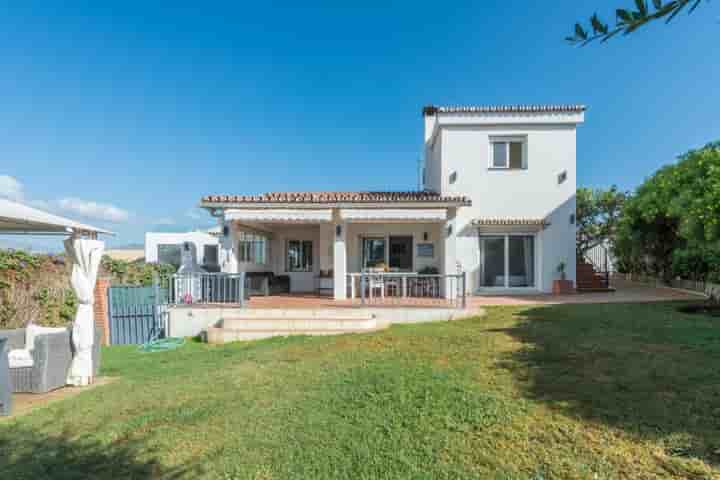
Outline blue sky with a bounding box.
[0,1,718,250]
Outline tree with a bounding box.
[567,0,711,45]
[576,186,627,258]
[614,141,720,282]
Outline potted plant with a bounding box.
[552,261,574,294]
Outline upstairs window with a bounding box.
[490,138,526,170]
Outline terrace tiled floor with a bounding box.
[244,278,703,310]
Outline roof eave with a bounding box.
[200,200,471,210]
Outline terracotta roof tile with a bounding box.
[202,191,471,206]
[472,218,547,226]
[423,104,586,115]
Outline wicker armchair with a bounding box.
[0,338,12,415]
[0,326,102,394]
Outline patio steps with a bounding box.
[206,309,382,344]
[576,262,615,293]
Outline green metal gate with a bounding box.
[108,284,168,345]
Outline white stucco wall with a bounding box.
[145,231,221,265]
[425,113,581,293]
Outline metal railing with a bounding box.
[348,272,467,308]
[583,243,611,289]
[169,272,246,305]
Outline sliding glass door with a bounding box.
[479,235,535,288]
[362,238,386,269]
[362,236,414,271]
[479,237,505,287]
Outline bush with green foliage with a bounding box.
[576,185,627,258]
[0,249,177,328]
[614,141,720,282]
[0,250,76,328]
[101,255,176,286]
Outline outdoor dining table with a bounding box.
[349,272,440,299]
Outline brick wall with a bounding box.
[94,278,111,345]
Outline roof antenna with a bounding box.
[416,154,423,191]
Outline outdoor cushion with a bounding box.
[8,349,33,368]
[25,324,66,351]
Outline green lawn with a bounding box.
[2,303,720,479]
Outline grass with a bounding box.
[1,302,719,479]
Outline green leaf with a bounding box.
[635,0,649,17]
[652,0,663,10]
[574,23,588,40]
[591,14,609,34]
[616,9,634,23]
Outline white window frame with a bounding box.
[478,233,537,290]
[488,136,528,170]
[238,232,267,265]
[360,234,416,272]
[286,239,313,272]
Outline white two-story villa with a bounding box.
[199,104,584,299]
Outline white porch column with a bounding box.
[333,221,347,300]
[220,220,238,274]
[442,208,457,299]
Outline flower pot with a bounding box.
[552,279,574,295]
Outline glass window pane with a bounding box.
[389,236,413,271]
[286,240,312,272]
[509,142,523,169]
[203,245,218,265]
[492,142,507,168]
[508,236,534,287]
[363,238,386,269]
[302,240,313,271]
[480,237,505,287]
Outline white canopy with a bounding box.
[339,208,447,223]
[0,198,112,236]
[0,198,110,388]
[225,208,333,223]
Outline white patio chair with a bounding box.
[364,268,385,299]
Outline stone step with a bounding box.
[233,308,374,319]
[222,316,377,331]
[206,325,385,343]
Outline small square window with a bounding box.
[558,170,568,184]
[490,138,526,170]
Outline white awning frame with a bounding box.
[0,198,112,237]
[339,209,447,223]
[225,208,333,223]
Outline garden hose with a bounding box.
[138,337,185,353]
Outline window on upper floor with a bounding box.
[489,137,526,170]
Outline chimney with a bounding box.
[422,105,438,143]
